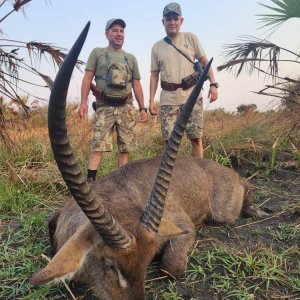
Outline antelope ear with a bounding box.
[158,218,184,237]
[29,221,93,285]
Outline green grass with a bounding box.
[270,224,300,241]
[1,109,299,299]
[0,212,57,299]
[293,150,300,166]
[184,244,300,299]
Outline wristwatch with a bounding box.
[139,108,148,113]
[210,82,219,88]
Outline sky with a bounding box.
[2,0,300,112]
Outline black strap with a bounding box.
[164,37,195,65]
[163,37,208,81]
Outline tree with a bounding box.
[218,0,300,112]
[0,0,83,144]
[237,104,257,115]
[0,0,83,114]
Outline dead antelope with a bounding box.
[29,22,256,299]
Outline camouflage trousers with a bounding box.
[91,102,136,152]
[160,99,204,140]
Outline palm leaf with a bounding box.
[0,48,20,78]
[217,36,300,79]
[0,0,32,23]
[258,0,300,30]
[0,39,84,105]
[217,36,280,78]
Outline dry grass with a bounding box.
[3,106,298,168]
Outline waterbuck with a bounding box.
[29,22,255,299]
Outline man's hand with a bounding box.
[149,103,158,115]
[139,110,148,123]
[79,103,88,118]
[208,86,218,103]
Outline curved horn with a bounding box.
[141,58,213,233]
[48,22,131,249]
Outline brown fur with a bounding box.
[30,155,255,299]
[48,209,62,257]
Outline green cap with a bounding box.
[105,18,126,31]
[163,3,182,16]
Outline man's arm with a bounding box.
[79,70,94,118]
[199,55,218,103]
[149,71,159,115]
[132,79,147,122]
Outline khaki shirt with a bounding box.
[151,32,205,105]
[86,47,141,97]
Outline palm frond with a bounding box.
[0,39,84,107]
[0,0,32,23]
[0,48,20,78]
[217,36,300,79]
[26,41,67,68]
[26,41,84,69]
[258,0,300,31]
[217,36,281,78]
[255,78,300,111]
[13,0,32,11]
[31,68,54,90]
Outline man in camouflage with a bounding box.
[149,3,218,157]
[79,18,147,181]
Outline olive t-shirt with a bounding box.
[151,32,206,105]
[86,47,141,97]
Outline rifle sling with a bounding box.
[164,37,195,65]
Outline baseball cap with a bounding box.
[163,3,182,16]
[105,18,126,31]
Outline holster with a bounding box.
[181,71,200,90]
[90,83,104,100]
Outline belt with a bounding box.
[161,80,184,91]
[96,93,132,107]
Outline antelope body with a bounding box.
[29,23,255,299]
